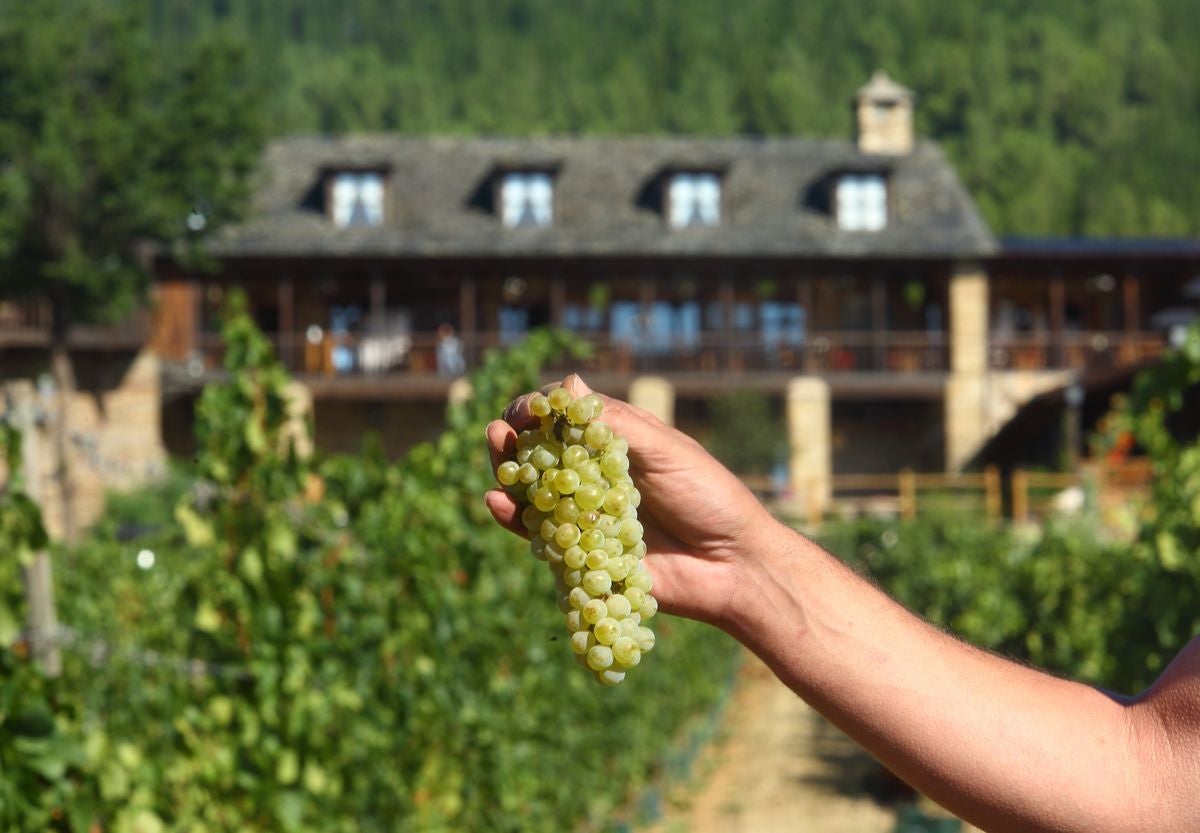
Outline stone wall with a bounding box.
[1,350,166,540]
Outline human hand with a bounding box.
[485,374,783,626]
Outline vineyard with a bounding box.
[5,299,1200,831]
[0,296,738,832]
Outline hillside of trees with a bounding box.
[143,0,1199,237]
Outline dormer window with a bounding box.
[501,171,554,228]
[668,172,721,228]
[836,173,888,231]
[330,171,385,228]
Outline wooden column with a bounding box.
[719,278,734,371]
[1049,273,1066,368]
[369,275,386,333]
[799,278,816,372]
[549,275,565,328]
[459,277,476,367]
[1122,274,1140,333]
[278,278,295,369]
[871,276,887,370]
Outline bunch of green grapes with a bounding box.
[495,386,657,686]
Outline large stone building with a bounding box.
[8,73,1198,519]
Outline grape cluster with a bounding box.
[495,386,657,686]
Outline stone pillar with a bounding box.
[628,376,675,427]
[448,377,474,408]
[786,377,831,513]
[282,381,314,459]
[945,262,989,470]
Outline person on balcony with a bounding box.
[436,322,465,377]
[486,374,1200,833]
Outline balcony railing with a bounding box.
[191,328,1169,380]
[988,331,1166,372]
[194,329,951,377]
[0,300,149,349]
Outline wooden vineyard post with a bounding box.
[984,465,1001,522]
[1011,468,1029,524]
[899,468,917,521]
[9,382,62,677]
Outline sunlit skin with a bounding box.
[488,374,1200,833]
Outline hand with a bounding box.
[484,374,783,626]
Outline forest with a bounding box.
[139,0,1200,238]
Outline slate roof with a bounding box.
[209,135,997,260]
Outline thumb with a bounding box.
[561,373,592,397]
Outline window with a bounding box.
[501,172,553,227]
[668,172,721,228]
[330,172,385,228]
[836,174,887,231]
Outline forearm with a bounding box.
[723,521,1159,833]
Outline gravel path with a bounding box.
[641,651,898,833]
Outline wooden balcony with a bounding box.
[180,328,1171,398]
[988,331,1167,372]
[0,300,149,350]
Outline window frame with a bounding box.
[325,169,389,229]
[666,170,724,229]
[497,170,556,228]
[834,172,890,232]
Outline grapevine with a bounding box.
[496,385,657,685]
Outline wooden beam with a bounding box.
[1123,274,1140,333]
[1049,273,1066,367]
[278,278,295,369]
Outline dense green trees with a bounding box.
[138,0,1200,237]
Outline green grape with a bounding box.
[593,617,621,645]
[612,637,641,668]
[554,469,581,494]
[636,626,656,652]
[627,565,653,593]
[606,594,633,619]
[574,483,604,511]
[576,460,602,483]
[548,387,572,412]
[601,452,629,479]
[496,460,520,485]
[618,518,644,547]
[496,383,659,686]
[565,610,585,632]
[554,498,581,524]
[596,668,626,687]
[562,445,589,469]
[563,545,587,570]
[582,570,613,597]
[586,645,614,670]
[533,487,557,512]
[544,541,566,565]
[554,523,581,549]
[568,587,591,609]
[577,510,601,530]
[624,586,647,611]
[566,397,594,424]
[579,528,605,551]
[603,489,629,515]
[582,598,608,625]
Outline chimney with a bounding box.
[855,71,914,155]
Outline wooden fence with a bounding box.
[754,458,1153,527]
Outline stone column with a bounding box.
[448,377,474,408]
[786,377,831,513]
[282,380,314,459]
[945,262,990,470]
[628,376,675,427]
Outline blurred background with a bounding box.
[1,1,1198,831]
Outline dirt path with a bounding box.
[641,652,898,833]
